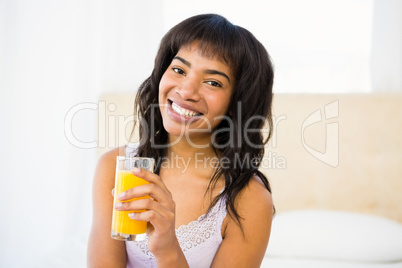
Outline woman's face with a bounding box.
[158,42,234,143]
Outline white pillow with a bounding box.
[266,210,402,262]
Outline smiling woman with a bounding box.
[159,43,234,140]
[88,14,275,268]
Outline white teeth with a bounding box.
[171,102,201,118]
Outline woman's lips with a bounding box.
[167,100,203,123]
[168,99,203,114]
[171,102,202,117]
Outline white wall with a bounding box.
[371,0,402,92]
[0,1,164,267]
[162,0,374,93]
[1,0,398,267]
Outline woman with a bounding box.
[88,14,275,267]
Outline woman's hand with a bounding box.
[113,168,184,262]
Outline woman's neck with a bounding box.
[165,134,218,171]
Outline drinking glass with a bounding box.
[111,156,155,241]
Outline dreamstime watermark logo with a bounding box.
[64,99,339,168]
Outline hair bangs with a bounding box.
[166,14,243,75]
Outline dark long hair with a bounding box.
[133,14,275,226]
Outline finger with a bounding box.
[131,168,170,193]
[115,198,166,213]
[117,184,172,207]
[114,199,176,233]
[128,210,174,234]
[115,194,175,214]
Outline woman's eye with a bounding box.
[172,67,185,75]
[207,81,222,87]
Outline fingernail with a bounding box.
[115,202,122,209]
[128,212,135,219]
[117,192,125,200]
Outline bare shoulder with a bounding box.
[243,174,272,201]
[239,175,274,215]
[97,146,125,170]
[91,147,124,192]
[212,175,273,267]
[87,146,127,268]
[230,174,274,234]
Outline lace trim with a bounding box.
[126,197,226,263]
[176,198,224,252]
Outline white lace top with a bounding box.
[124,144,228,268]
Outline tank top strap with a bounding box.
[125,142,138,157]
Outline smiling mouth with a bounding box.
[169,100,203,118]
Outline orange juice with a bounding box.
[111,170,149,236]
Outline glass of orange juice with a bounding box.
[111,156,155,241]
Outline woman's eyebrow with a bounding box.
[173,56,231,84]
[173,56,191,67]
[204,69,231,84]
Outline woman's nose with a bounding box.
[175,79,201,102]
